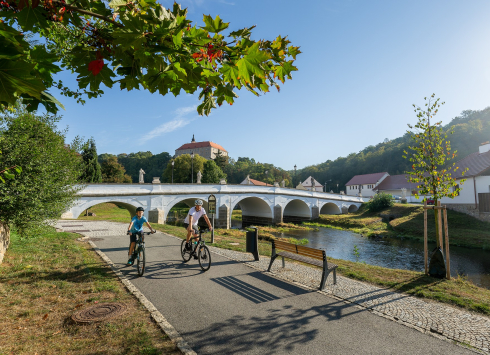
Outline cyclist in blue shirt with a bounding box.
[127,207,155,265]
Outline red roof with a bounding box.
[249,178,273,186]
[176,141,227,152]
[345,172,389,186]
[374,174,412,191]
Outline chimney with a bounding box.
[479,141,490,154]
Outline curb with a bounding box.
[87,240,197,355]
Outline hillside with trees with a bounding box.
[295,107,490,192]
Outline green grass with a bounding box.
[0,228,179,355]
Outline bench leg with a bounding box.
[281,256,285,268]
[320,269,327,290]
[267,255,278,272]
[333,269,337,285]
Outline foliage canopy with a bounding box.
[0,0,300,115]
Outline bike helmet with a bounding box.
[136,207,145,212]
[194,199,203,206]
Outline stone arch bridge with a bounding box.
[62,184,364,229]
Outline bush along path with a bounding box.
[0,228,180,355]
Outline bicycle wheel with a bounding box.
[137,246,146,276]
[198,245,211,271]
[180,239,192,262]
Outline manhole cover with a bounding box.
[72,303,127,323]
[85,238,104,241]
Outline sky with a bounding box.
[53,0,490,170]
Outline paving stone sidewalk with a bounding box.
[57,220,490,354]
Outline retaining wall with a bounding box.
[445,203,490,223]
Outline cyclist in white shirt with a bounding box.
[184,199,213,250]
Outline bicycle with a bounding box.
[127,230,154,276]
[180,227,211,271]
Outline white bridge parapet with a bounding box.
[62,183,363,228]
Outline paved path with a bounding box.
[56,220,487,354]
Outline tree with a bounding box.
[80,137,102,183]
[202,159,226,183]
[1,1,300,116]
[100,156,132,183]
[161,154,206,183]
[213,150,228,170]
[403,94,468,246]
[0,108,82,236]
[115,151,171,183]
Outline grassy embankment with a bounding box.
[0,228,180,355]
[307,203,490,250]
[75,203,490,316]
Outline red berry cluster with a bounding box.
[192,43,223,63]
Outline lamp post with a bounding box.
[191,152,194,183]
[293,164,297,187]
[325,179,331,193]
[337,183,339,193]
[171,160,174,184]
[265,170,269,186]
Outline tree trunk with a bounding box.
[0,222,10,264]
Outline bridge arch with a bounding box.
[71,199,144,219]
[283,199,311,223]
[348,204,359,213]
[320,202,342,215]
[231,196,273,227]
[165,197,210,223]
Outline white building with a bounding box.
[240,175,273,187]
[175,135,228,160]
[345,172,389,197]
[439,142,490,221]
[301,176,323,192]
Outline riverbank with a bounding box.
[75,203,490,316]
[309,203,490,250]
[0,228,180,355]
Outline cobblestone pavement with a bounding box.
[57,220,490,354]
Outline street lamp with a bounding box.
[191,152,194,183]
[293,164,297,187]
[337,183,339,193]
[171,160,174,184]
[325,179,331,193]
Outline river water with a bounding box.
[267,226,490,289]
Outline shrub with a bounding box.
[366,193,394,212]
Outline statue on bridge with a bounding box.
[197,170,202,184]
[139,168,145,184]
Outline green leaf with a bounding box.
[201,14,229,33]
[197,96,216,116]
[229,26,255,39]
[173,30,183,48]
[0,59,45,105]
[236,42,271,84]
[108,0,128,8]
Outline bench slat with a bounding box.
[274,241,324,259]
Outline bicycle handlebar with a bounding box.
[127,230,156,235]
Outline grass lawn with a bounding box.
[311,203,490,250]
[0,228,180,355]
[72,203,490,316]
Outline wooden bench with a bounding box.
[267,240,338,290]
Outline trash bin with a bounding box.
[246,227,259,261]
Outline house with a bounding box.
[373,174,416,201]
[175,134,228,160]
[345,172,389,197]
[301,176,323,192]
[240,175,273,187]
[439,142,490,221]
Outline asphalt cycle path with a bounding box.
[92,230,476,355]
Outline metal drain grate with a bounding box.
[72,303,127,323]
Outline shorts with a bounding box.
[183,223,198,234]
[129,231,143,243]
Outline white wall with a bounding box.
[440,176,490,205]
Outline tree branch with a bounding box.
[52,1,124,28]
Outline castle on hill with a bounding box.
[175,135,228,160]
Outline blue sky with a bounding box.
[54,0,490,170]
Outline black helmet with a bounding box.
[136,207,144,212]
